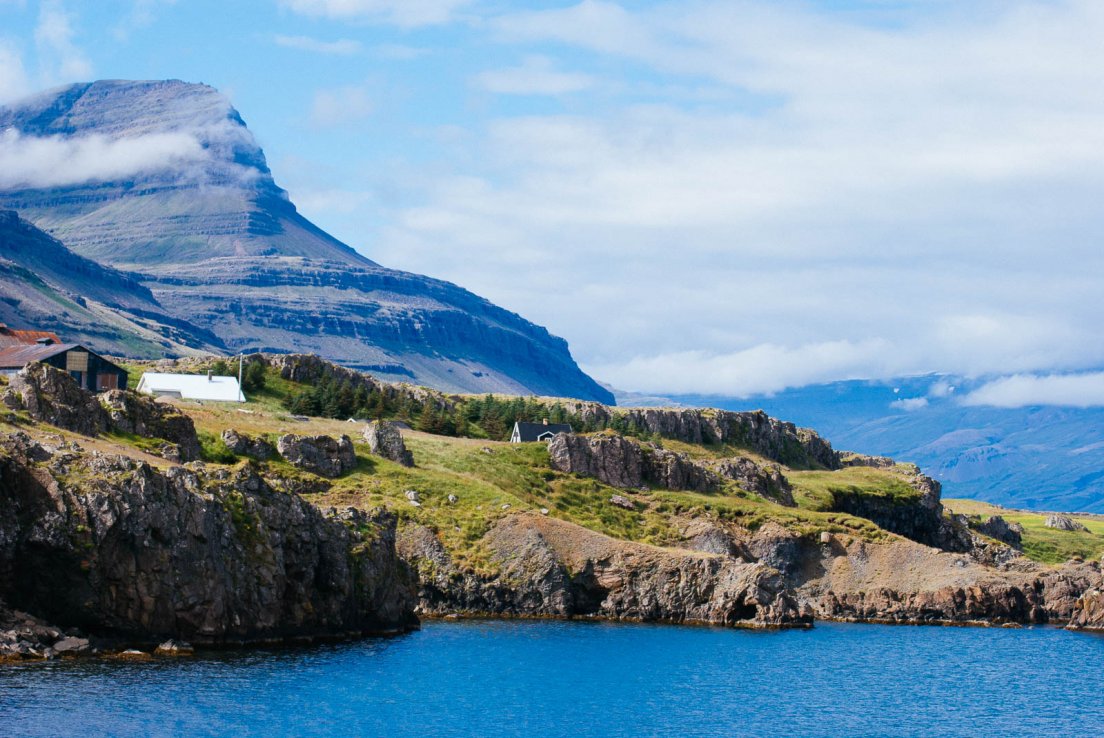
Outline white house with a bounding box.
[136,372,246,402]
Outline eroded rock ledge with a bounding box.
[398,514,809,628]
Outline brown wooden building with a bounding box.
[0,343,128,392]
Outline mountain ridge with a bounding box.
[0,79,613,402]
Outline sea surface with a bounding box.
[2,619,1103,737]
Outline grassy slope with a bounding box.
[147,368,905,571]
[12,362,1098,569]
[944,498,1104,564]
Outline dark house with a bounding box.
[0,343,128,392]
[510,420,573,443]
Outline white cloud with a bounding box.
[308,84,374,128]
[34,0,91,82]
[0,128,210,188]
[892,397,929,412]
[353,0,1104,395]
[583,339,896,396]
[274,34,363,55]
[0,42,29,103]
[280,0,470,27]
[928,380,956,399]
[962,373,1104,409]
[113,0,177,41]
[475,56,595,96]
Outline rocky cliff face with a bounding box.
[0,80,612,402]
[3,363,201,462]
[547,432,792,504]
[559,403,838,469]
[0,433,416,646]
[398,514,807,628]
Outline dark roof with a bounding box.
[0,343,124,373]
[0,343,80,368]
[513,421,573,442]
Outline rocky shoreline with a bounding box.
[3,359,1104,663]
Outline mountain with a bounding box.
[0,79,612,402]
[0,209,222,356]
[678,376,1104,512]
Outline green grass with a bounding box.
[197,430,238,464]
[786,467,922,511]
[945,499,1104,564]
[310,436,901,573]
[104,430,170,456]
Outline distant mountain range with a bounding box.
[0,80,612,403]
[677,376,1104,512]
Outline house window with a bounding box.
[97,373,119,391]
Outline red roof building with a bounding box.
[0,323,62,349]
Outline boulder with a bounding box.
[221,429,275,460]
[100,389,201,461]
[1,363,109,436]
[1045,514,1088,532]
[363,420,414,467]
[609,494,636,511]
[154,639,194,656]
[277,434,357,477]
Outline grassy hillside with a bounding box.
[944,498,1104,564]
[13,358,1102,571]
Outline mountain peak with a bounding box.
[0,78,368,268]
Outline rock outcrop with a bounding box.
[972,515,1024,548]
[363,420,414,467]
[0,434,416,645]
[548,433,647,488]
[1,364,202,461]
[548,432,798,506]
[1045,514,1087,532]
[221,429,275,460]
[558,405,839,469]
[398,514,809,628]
[100,389,201,462]
[1070,588,1104,630]
[0,600,91,661]
[2,363,109,435]
[803,536,1101,626]
[711,457,795,506]
[825,471,971,551]
[277,434,357,477]
[547,433,717,492]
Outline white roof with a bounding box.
[136,373,246,402]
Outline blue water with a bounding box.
[2,620,1103,737]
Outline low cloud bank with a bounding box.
[0,128,209,188]
[962,373,1104,409]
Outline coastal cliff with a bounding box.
[0,429,417,659]
[3,355,1104,660]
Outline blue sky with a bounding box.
[2,0,1104,406]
